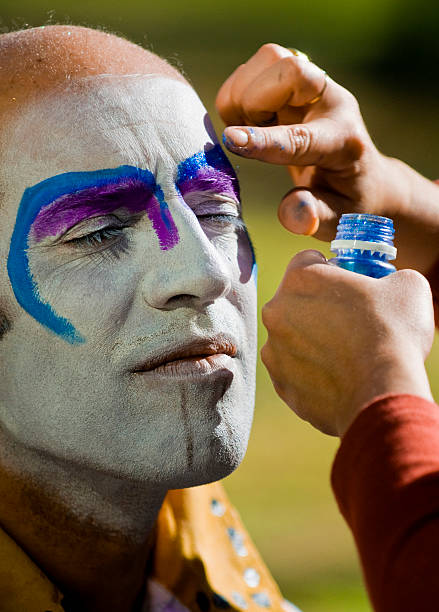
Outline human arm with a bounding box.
[216,44,439,275]
[260,250,439,608]
[332,394,439,612]
[216,47,439,609]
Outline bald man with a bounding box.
[0,26,301,612]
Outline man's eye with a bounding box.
[197,214,245,230]
[65,227,124,248]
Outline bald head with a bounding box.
[0,25,185,113]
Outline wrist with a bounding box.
[337,352,433,436]
[375,153,412,217]
[377,155,439,273]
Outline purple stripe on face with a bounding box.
[30,177,179,251]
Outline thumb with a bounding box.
[288,249,328,269]
[278,187,350,240]
[223,118,350,167]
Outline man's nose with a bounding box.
[142,199,232,311]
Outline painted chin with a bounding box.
[132,353,235,379]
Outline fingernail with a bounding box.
[297,199,318,220]
[224,128,249,148]
[279,194,319,236]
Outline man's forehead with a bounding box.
[1,76,215,190]
[0,26,185,108]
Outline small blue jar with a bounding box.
[330,214,397,278]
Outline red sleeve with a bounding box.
[331,394,439,612]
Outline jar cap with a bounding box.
[330,238,397,259]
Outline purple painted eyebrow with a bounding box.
[176,145,240,202]
[31,179,154,243]
[177,168,239,202]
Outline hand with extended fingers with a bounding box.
[216,43,439,274]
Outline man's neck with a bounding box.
[0,427,166,612]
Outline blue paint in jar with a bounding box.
[330,214,397,278]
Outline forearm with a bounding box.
[380,155,439,274]
[332,395,439,611]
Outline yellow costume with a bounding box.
[0,482,300,612]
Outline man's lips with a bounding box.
[131,338,238,373]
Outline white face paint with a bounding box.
[0,76,257,489]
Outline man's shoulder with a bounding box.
[150,482,303,611]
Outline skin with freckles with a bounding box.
[0,27,256,612]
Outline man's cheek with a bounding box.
[7,242,84,345]
[7,209,86,345]
[23,251,135,345]
[237,230,256,284]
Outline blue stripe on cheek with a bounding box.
[7,165,179,345]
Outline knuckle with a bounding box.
[261,344,281,379]
[261,301,278,330]
[215,90,225,111]
[272,380,288,403]
[258,42,285,61]
[260,342,271,367]
[216,75,234,108]
[282,59,324,105]
[283,264,307,288]
[343,133,367,166]
[307,75,325,99]
[280,56,318,93]
[336,83,359,110]
[286,125,312,157]
[282,267,316,297]
[240,101,268,126]
[392,271,434,342]
[398,268,432,296]
[289,249,326,267]
[280,55,303,78]
[347,121,366,143]
[345,88,360,111]
[230,64,247,104]
[252,127,270,149]
[293,59,308,81]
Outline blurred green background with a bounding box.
[2,1,438,610]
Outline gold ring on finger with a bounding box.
[288,48,311,62]
[307,72,328,105]
[288,49,328,104]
